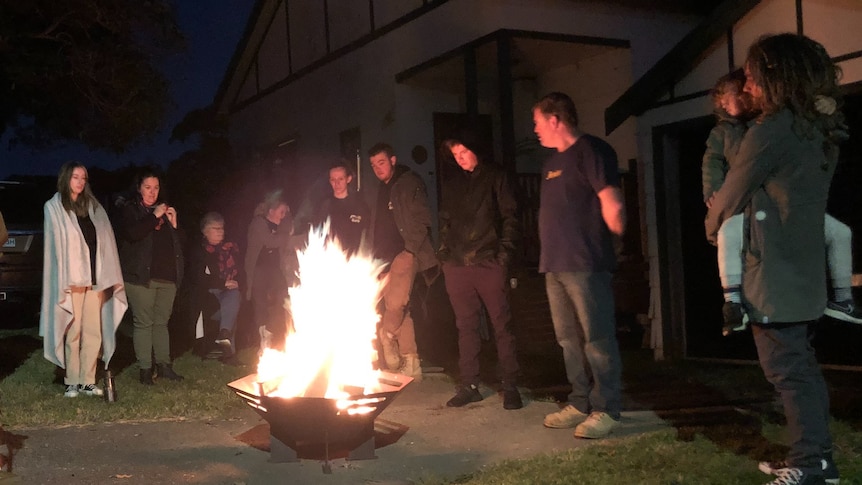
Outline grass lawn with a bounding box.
[0,328,253,428]
[1,329,861,483]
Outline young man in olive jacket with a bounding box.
[437,132,522,410]
[367,142,438,380]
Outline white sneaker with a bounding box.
[574,411,621,439]
[64,385,79,398]
[79,384,104,397]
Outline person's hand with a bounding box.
[165,206,178,228]
[225,279,239,290]
[153,203,168,218]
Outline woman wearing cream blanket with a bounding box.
[40,162,127,398]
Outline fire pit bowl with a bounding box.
[228,371,412,463]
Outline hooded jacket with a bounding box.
[438,162,518,267]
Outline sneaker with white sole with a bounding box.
[759,458,839,485]
[79,384,104,397]
[824,299,862,324]
[64,384,79,398]
[543,404,589,429]
[722,301,750,336]
[763,467,826,485]
[574,411,620,439]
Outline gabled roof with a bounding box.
[212,0,270,114]
[604,0,762,135]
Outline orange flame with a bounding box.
[256,221,387,401]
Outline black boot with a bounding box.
[156,363,184,381]
[139,367,155,385]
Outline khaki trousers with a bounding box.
[65,287,103,386]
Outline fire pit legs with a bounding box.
[269,436,299,463]
[348,434,375,460]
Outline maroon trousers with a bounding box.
[442,262,519,388]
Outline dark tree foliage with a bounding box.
[0,0,184,152]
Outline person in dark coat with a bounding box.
[706,33,847,485]
[437,131,522,410]
[366,142,438,379]
[117,167,185,385]
[187,212,241,360]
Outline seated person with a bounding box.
[188,212,242,358]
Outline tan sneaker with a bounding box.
[574,412,620,439]
[543,404,589,429]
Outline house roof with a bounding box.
[603,0,762,135]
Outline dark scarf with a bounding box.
[204,240,239,281]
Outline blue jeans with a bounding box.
[545,271,621,419]
[210,287,240,352]
[752,322,831,475]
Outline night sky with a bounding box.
[0,1,255,179]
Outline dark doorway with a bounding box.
[657,115,759,361]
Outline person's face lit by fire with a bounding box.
[533,109,560,151]
[720,87,749,118]
[267,203,289,225]
[69,167,88,201]
[138,176,160,207]
[329,167,352,199]
[449,143,478,172]
[370,151,396,184]
[202,222,225,245]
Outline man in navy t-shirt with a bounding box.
[533,92,626,440]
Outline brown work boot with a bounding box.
[398,353,422,381]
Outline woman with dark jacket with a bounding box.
[117,168,185,385]
[244,190,294,354]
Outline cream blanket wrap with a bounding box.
[39,193,128,368]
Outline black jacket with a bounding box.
[117,198,185,286]
[367,165,438,272]
[438,163,519,267]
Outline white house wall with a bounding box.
[635,0,862,358]
[227,0,701,216]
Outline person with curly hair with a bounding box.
[705,33,847,485]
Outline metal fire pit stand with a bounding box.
[228,372,412,471]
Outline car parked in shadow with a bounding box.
[1,177,56,328]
